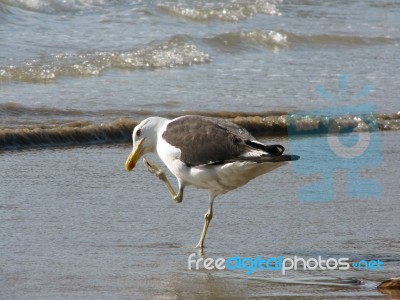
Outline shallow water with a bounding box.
[1,0,399,298]
[1,132,399,299]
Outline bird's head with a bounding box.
[125,117,167,172]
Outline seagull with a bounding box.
[125,115,299,248]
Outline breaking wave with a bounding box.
[0,35,211,83]
[0,0,111,13]
[206,30,400,51]
[206,30,288,51]
[158,0,281,22]
[1,103,399,151]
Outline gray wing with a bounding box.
[162,115,289,166]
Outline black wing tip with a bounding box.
[245,141,285,156]
[270,154,300,162]
[289,154,300,161]
[222,154,300,163]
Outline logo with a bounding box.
[287,73,382,201]
[188,253,384,275]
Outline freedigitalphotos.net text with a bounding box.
[188,254,383,275]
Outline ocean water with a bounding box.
[1,0,399,298]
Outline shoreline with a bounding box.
[1,111,399,151]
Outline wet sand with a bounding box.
[1,131,399,299]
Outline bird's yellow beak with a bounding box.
[125,138,145,172]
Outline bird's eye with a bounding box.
[136,129,142,137]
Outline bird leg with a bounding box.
[143,158,183,203]
[195,195,215,248]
